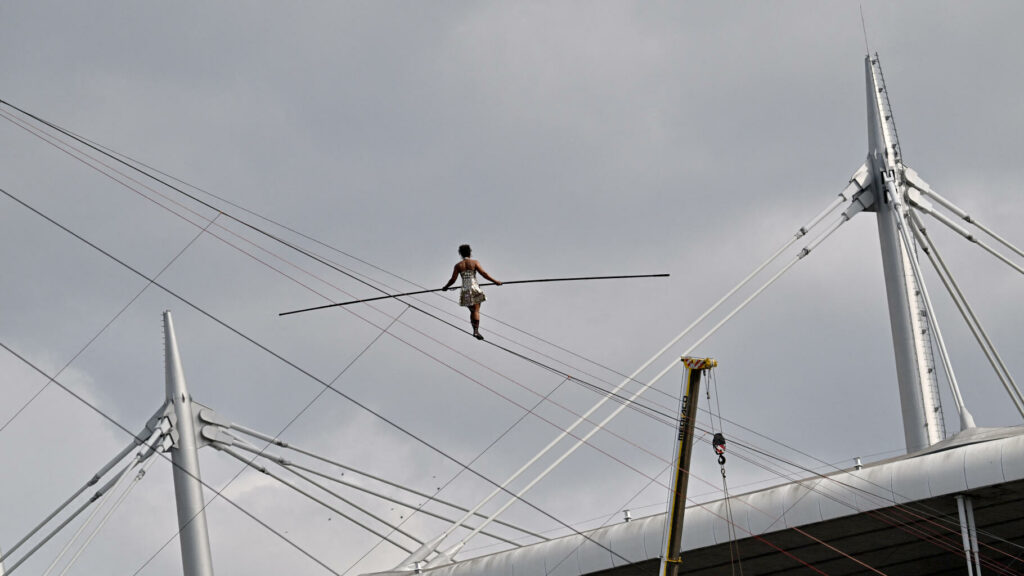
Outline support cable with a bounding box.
[911,183,1024,259]
[217,445,417,554]
[222,436,525,547]
[39,428,164,576]
[913,202,1024,275]
[0,99,403,291]
[0,214,218,436]
[57,448,161,576]
[545,462,675,575]
[5,428,163,576]
[2,462,131,575]
[0,107,342,305]
[338,376,573,575]
[0,430,146,562]
[277,453,524,548]
[891,206,974,429]
[225,422,547,542]
[909,211,1024,418]
[225,434,507,549]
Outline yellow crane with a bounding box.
[661,357,718,576]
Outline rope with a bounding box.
[0,214,218,436]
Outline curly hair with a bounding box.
[458,244,472,258]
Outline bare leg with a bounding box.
[471,303,483,339]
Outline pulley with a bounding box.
[712,432,726,466]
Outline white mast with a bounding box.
[864,55,945,452]
[164,311,216,576]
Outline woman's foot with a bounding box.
[474,332,484,340]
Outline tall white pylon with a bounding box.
[164,311,216,576]
[863,55,949,452]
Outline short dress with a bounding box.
[459,269,487,307]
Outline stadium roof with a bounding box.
[418,426,1024,575]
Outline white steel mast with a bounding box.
[164,311,216,576]
[864,55,946,452]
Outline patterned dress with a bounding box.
[459,268,487,307]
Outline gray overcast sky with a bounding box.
[1,2,1022,574]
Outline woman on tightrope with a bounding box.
[443,244,501,340]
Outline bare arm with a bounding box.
[443,264,460,290]
[476,263,501,285]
